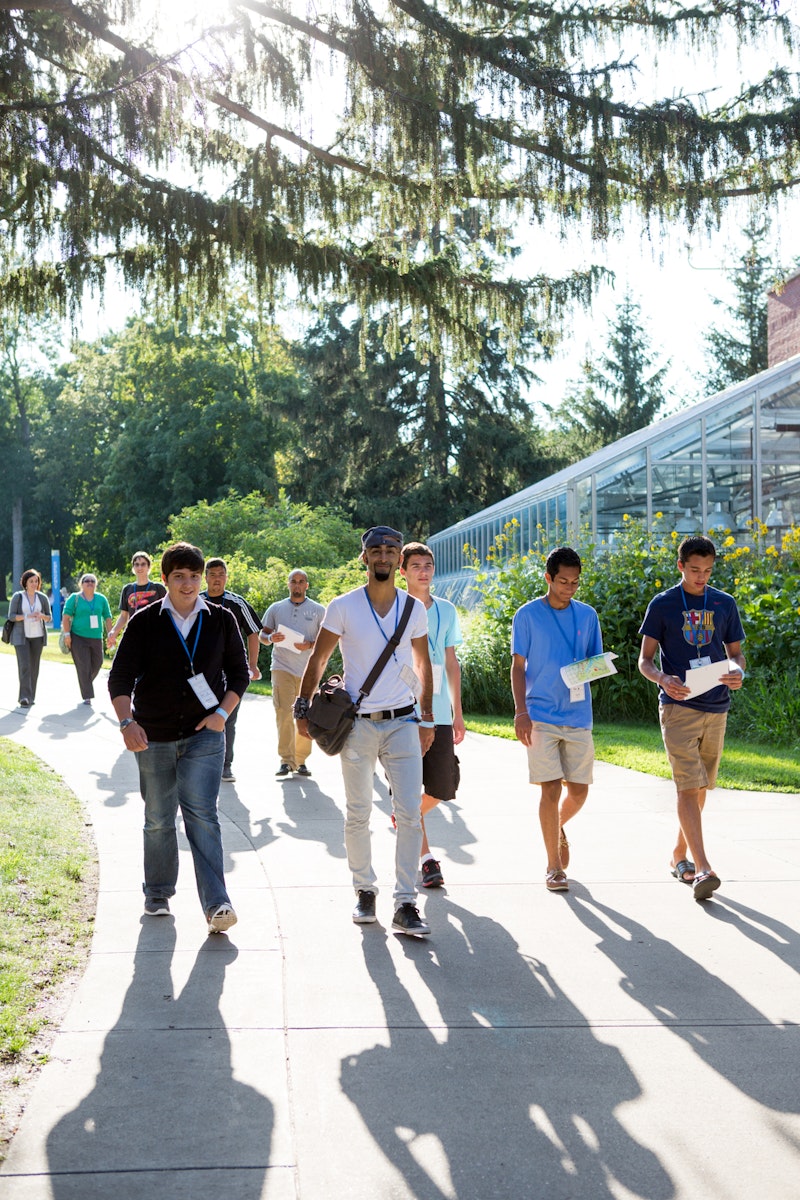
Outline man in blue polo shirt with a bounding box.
[511,546,603,893]
[638,534,745,902]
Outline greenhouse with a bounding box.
[429,353,800,603]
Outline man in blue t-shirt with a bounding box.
[511,546,603,893]
[638,534,745,902]
[400,541,464,889]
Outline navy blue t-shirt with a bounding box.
[638,583,745,713]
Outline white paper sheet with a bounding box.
[275,623,305,653]
[682,658,738,699]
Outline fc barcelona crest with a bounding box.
[683,608,713,647]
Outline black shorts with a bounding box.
[422,725,460,802]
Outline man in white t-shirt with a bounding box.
[295,526,435,935]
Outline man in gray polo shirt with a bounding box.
[260,570,326,777]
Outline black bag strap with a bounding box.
[356,592,417,707]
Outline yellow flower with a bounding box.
[655,511,663,519]
[623,513,630,521]
[655,578,662,588]
[723,536,735,548]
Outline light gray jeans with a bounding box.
[339,716,423,905]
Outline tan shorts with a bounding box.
[659,704,727,791]
[526,722,594,785]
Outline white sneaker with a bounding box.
[207,903,237,933]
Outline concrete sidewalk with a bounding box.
[0,652,799,1199]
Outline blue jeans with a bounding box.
[340,716,423,905]
[136,728,231,915]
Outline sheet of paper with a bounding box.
[682,659,736,699]
[560,652,618,689]
[276,623,305,653]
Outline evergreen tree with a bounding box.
[703,218,780,394]
[284,305,555,536]
[2,3,800,361]
[548,292,670,460]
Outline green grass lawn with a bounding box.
[464,714,800,793]
[0,741,97,1063]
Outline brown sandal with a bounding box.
[546,869,569,892]
[559,827,570,869]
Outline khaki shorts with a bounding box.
[526,722,594,785]
[659,704,727,791]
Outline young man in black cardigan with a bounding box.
[109,542,250,933]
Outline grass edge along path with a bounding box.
[464,715,800,794]
[0,739,98,1161]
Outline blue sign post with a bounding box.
[51,549,62,630]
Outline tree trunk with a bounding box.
[12,494,23,587]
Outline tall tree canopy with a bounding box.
[547,292,671,460]
[284,305,555,535]
[32,311,298,570]
[703,217,785,395]
[2,1,799,360]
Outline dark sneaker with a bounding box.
[144,896,170,916]
[296,764,311,777]
[352,891,377,923]
[207,903,237,933]
[421,859,444,888]
[221,767,236,782]
[391,904,431,936]
[275,763,292,777]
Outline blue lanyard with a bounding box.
[543,597,579,661]
[364,587,400,659]
[168,610,203,673]
[680,586,708,647]
[427,599,442,661]
[25,592,37,615]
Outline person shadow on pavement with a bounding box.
[568,886,800,1114]
[46,920,274,1198]
[340,898,672,1200]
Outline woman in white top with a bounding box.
[8,568,52,707]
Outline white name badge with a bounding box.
[400,663,421,697]
[689,656,711,669]
[432,664,444,693]
[89,614,99,629]
[570,684,586,703]
[188,672,219,708]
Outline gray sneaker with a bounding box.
[353,891,377,923]
[144,896,170,916]
[391,904,430,936]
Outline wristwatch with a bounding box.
[119,717,135,731]
[293,696,310,719]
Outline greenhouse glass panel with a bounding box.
[576,478,592,533]
[705,404,754,461]
[705,466,754,535]
[762,463,800,529]
[650,420,702,462]
[760,390,800,462]
[649,464,703,531]
[595,452,647,536]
